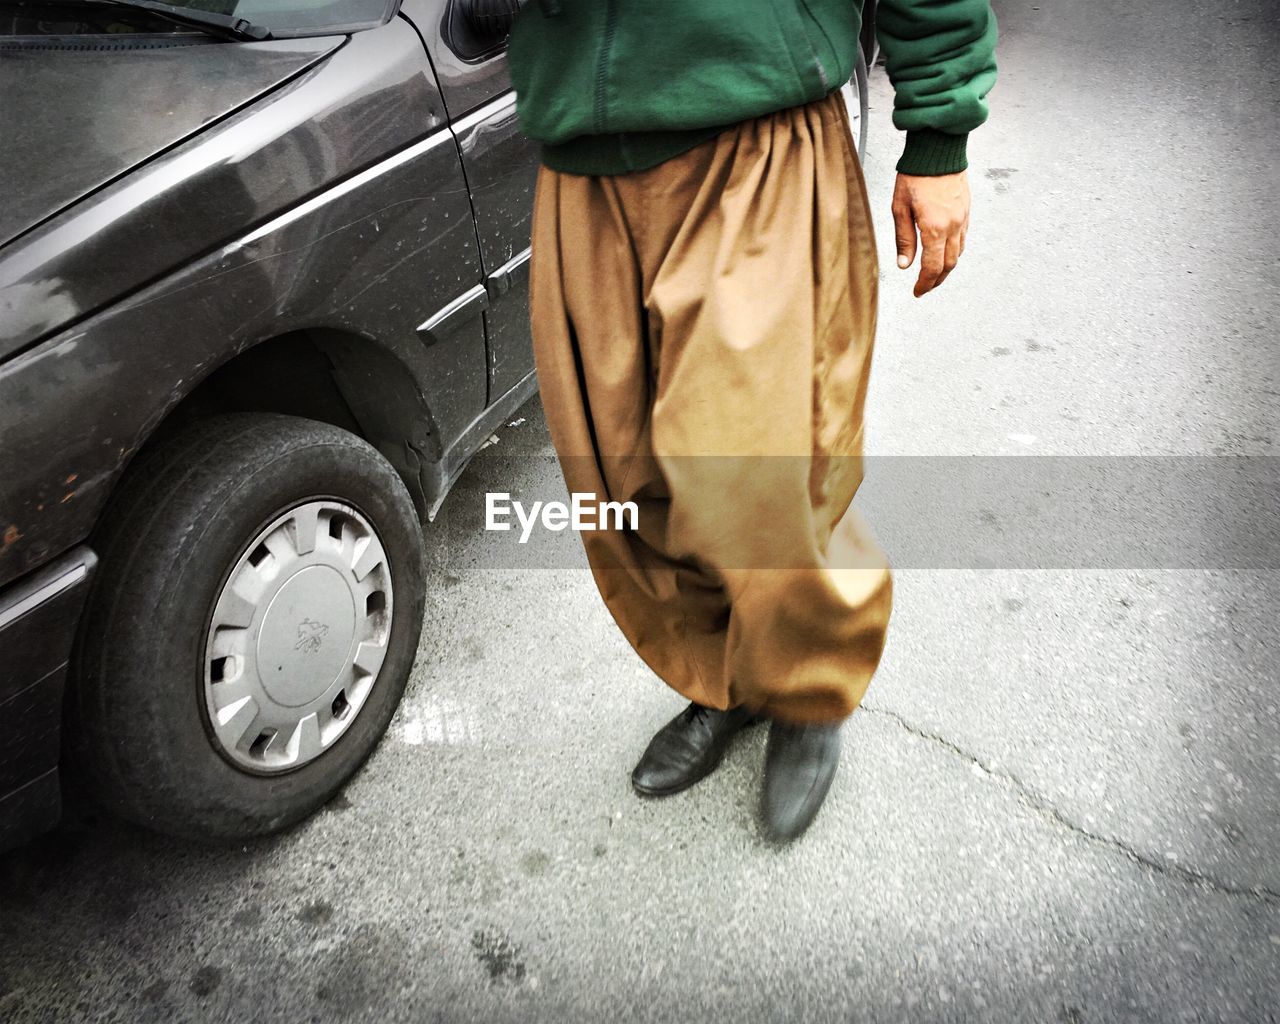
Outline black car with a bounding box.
[0,0,877,850]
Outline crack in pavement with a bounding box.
[860,704,1280,907]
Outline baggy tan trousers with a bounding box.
[528,91,892,724]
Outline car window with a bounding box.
[176,0,397,35]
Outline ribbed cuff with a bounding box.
[896,129,969,176]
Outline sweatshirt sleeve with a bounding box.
[874,0,998,175]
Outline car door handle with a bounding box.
[484,248,532,301]
[416,284,490,346]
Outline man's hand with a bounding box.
[891,171,971,297]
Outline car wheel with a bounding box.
[68,413,425,841]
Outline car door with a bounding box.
[399,0,540,404]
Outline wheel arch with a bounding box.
[129,329,441,523]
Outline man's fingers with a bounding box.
[933,230,964,290]
[892,200,917,269]
[913,228,947,297]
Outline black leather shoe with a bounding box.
[631,703,759,797]
[762,721,843,841]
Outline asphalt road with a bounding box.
[2,0,1278,1021]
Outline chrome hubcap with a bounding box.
[203,500,393,773]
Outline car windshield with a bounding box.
[142,0,396,35]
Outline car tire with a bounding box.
[67,413,425,842]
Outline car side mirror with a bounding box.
[458,0,522,44]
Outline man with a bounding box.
[504,0,997,840]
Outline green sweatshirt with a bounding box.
[507,0,997,177]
